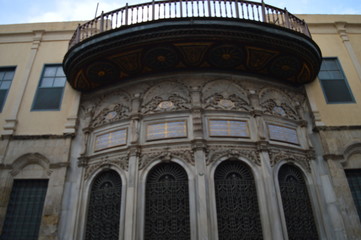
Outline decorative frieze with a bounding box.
[207,145,261,166]
[139,148,194,170]
[268,149,311,172]
[84,153,129,179]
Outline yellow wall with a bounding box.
[301,15,361,126]
[0,22,80,135]
[0,16,361,135]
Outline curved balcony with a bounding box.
[63,0,322,91]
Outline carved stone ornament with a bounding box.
[262,99,299,120]
[207,146,261,166]
[141,81,191,114]
[259,88,299,120]
[139,149,194,170]
[90,103,130,128]
[204,93,252,112]
[84,154,129,180]
[202,80,251,112]
[269,149,311,172]
[141,94,191,114]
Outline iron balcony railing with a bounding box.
[69,0,311,48]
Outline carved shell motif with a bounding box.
[141,81,191,114]
[259,88,299,120]
[90,103,130,128]
[89,91,131,128]
[202,80,251,111]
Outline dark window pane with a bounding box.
[345,169,361,222]
[56,67,65,77]
[40,77,54,87]
[318,58,354,103]
[0,81,11,90]
[0,67,15,112]
[0,90,8,111]
[43,66,57,77]
[33,65,66,111]
[321,79,354,103]
[33,88,63,110]
[53,77,66,87]
[1,179,48,240]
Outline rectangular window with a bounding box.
[345,169,361,222]
[208,119,249,137]
[268,124,299,144]
[318,58,355,103]
[94,128,128,152]
[1,179,48,240]
[0,67,15,112]
[146,121,187,141]
[32,65,66,110]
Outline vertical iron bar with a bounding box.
[208,0,212,17]
[284,8,290,28]
[180,0,183,17]
[152,0,155,20]
[100,11,104,32]
[125,4,129,25]
[76,24,81,45]
[261,0,266,22]
[235,0,239,18]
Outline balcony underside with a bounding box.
[63,18,322,91]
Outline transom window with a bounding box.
[318,58,355,103]
[32,65,66,110]
[0,67,15,112]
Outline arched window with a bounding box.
[278,164,318,240]
[214,160,263,240]
[85,170,122,240]
[144,162,190,240]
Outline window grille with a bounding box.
[85,170,122,240]
[32,65,66,110]
[144,162,190,240]
[278,165,319,240]
[318,58,354,103]
[214,160,263,240]
[345,169,361,222]
[1,179,48,240]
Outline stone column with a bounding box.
[192,140,210,240]
[124,147,140,240]
[190,86,210,240]
[257,142,285,240]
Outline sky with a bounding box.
[0,0,360,25]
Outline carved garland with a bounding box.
[141,94,191,114]
[268,149,313,172]
[84,154,129,180]
[207,146,261,166]
[90,103,130,128]
[139,149,194,170]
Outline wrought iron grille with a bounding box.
[214,160,263,240]
[85,170,122,240]
[278,164,319,240]
[345,169,361,222]
[1,179,48,240]
[144,162,190,240]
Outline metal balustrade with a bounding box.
[69,0,310,48]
